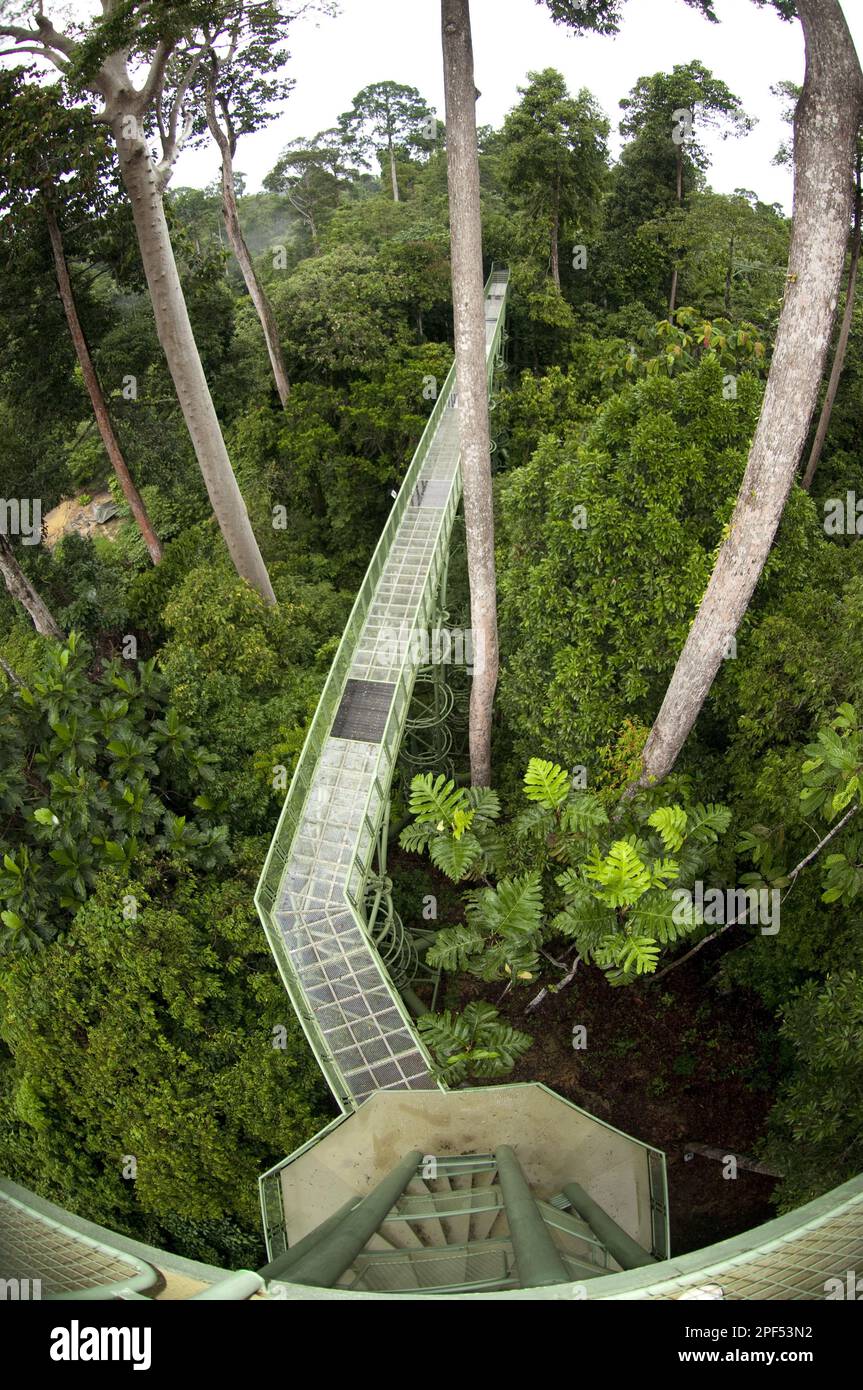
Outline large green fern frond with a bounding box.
[686,802,732,844]
[408,772,468,825]
[429,830,483,882]
[523,758,569,810]
[648,805,687,852]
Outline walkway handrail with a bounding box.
[563,1181,657,1270]
[284,1150,423,1288]
[495,1146,569,1289]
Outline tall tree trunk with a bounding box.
[442,0,499,789]
[634,0,863,793]
[724,232,735,317]
[205,92,291,409]
[44,204,163,565]
[551,177,561,290]
[802,162,862,491]
[0,537,64,640]
[111,120,276,605]
[669,148,684,317]
[390,142,400,203]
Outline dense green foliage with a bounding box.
[402,762,732,989]
[1,10,860,1258]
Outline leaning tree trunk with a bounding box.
[44,204,163,565]
[205,94,291,409]
[0,654,23,687]
[442,0,499,789]
[0,537,64,640]
[111,119,276,605]
[634,0,863,792]
[802,164,862,491]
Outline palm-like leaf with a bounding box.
[648,805,687,852]
[408,772,467,825]
[429,831,483,882]
[687,802,732,843]
[523,758,569,810]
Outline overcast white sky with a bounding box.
[169,0,863,212]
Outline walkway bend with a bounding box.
[256,270,509,1112]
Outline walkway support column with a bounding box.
[563,1181,657,1270]
[283,1150,423,1288]
[495,1146,568,1288]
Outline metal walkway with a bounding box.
[256,270,509,1112]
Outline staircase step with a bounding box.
[470,1181,504,1242]
[428,1153,496,1179]
[444,1168,473,1245]
[379,1215,425,1250]
[348,1239,516,1294]
[488,1206,509,1242]
[399,1178,448,1247]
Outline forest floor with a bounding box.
[440,947,782,1256]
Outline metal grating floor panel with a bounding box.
[331,680,397,743]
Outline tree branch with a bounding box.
[525,952,580,1014]
[650,804,860,984]
[137,38,173,113]
[785,804,859,883]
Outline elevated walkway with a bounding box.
[255,270,509,1111]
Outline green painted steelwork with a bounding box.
[286,1150,423,1288]
[563,1181,657,1269]
[0,1185,160,1300]
[187,1272,264,1300]
[259,1193,360,1282]
[495,1146,569,1289]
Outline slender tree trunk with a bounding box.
[668,147,684,316]
[220,155,291,408]
[724,233,734,317]
[633,0,863,793]
[0,537,64,640]
[111,119,276,605]
[551,177,561,290]
[389,141,400,202]
[442,0,499,789]
[44,204,163,565]
[802,167,862,490]
[205,93,291,409]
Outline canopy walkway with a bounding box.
[4,262,863,1304]
[255,269,509,1112]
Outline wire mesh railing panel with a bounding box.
[596,1180,863,1301]
[0,1191,157,1298]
